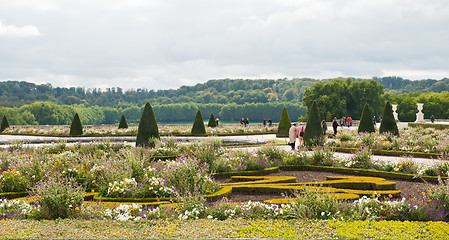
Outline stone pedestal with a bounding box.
[391,104,398,121]
[415,103,425,123]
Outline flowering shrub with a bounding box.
[31,174,85,219]
[104,203,164,221]
[107,178,138,198]
[161,157,219,196]
[0,168,29,193]
[181,138,224,170]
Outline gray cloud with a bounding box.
[1,0,449,90]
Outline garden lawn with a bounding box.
[0,219,448,239]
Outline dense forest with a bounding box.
[1,77,449,125]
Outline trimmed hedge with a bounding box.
[0,191,28,199]
[92,186,232,204]
[279,165,446,184]
[330,146,441,159]
[191,110,206,135]
[379,101,399,136]
[148,155,180,161]
[213,167,281,179]
[1,115,10,133]
[118,114,128,129]
[276,107,291,138]
[222,176,297,186]
[208,113,217,127]
[69,113,83,136]
[227,177,401,199]
[136,102,160,147]
[304,100,323,145]
[358,103,375,133]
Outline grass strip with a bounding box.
[0,219,448,239]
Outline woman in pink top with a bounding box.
[296,122,305,147]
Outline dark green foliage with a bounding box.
[1,116,10,132]
[191,110,206,135]
[136,102,160,147]
[0,116,9,133]
[379,102,399,136]
[118,114,128,129]
[69,113,83,136]
[358,103,376,133]
[303,101,323,145]
[208,113,217,127]
[276,107,291,137]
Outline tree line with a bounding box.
[2,77,448,108]
[0,101,305,125]
[2,77,449,125]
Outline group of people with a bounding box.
[262,118,273,127]
[240,118,273,127]
[240,118,250,127]
[339,116,353,127]
[288,122,305,150]
[289,118,341,149]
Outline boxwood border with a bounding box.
[329,146,441,159]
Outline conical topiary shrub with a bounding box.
[379,101,399,136]
[118,114,128,129]
[136,102,160,147]
[208,113,217,127]
[69,113,83,136]
[276,107,291,137]
[303,101,323,146]
[191,110,206,135]
[358,103,376,133]
[1,115,10,133]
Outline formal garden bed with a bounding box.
[1,136,449,224]
[1,124,277,137]
[326,127,449,155]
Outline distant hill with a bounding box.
[1,77,448,108]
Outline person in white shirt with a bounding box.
[288,123,297,150]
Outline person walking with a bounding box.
[332,117,338,136]
[321,120,327,135]
[296,122,305,147]
[268,118,272,127]
[263,118,267,127]
[245,118,249,127]
[288,122,298,150]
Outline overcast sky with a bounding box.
[1,0,449,90]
